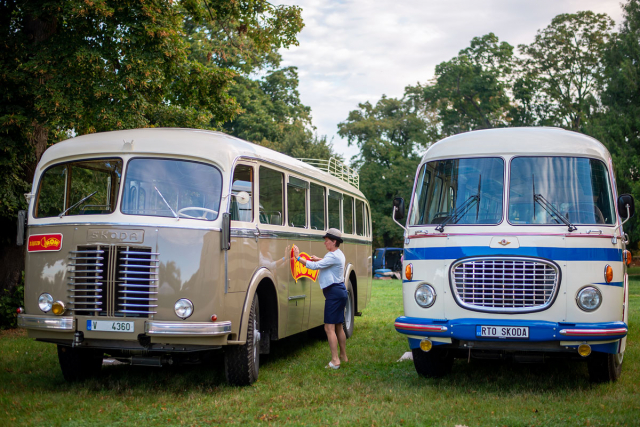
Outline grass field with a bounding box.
[1,278,639,426]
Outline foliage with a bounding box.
[516,11,615,131]
[338,95,427,247]
[0,272,23,329]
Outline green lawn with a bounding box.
[1,279,639,426]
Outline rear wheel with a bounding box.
[343,281,355,339]
[588,351,623,383]
[225,294,260,386]
[412,347,453,378]
[57,345,103,382]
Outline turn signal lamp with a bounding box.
[578,343,592,357]
[211,314,218,322]
[420,339,433,352]
[604,265,613,283]
[624,250,632,266]
[405,263,413,281]
[52,301,66,316]
[16,307,24,314]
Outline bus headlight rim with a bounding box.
[576,286,602,312]
[38,293,53,313]
[174,298,194,319]
[414,283,437,308]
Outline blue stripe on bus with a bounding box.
[404,247,622,262]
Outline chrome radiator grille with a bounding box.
[68,245,159,317]
[450,257,559,313]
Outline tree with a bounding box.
[517,11,615,131]
[0,0,303,295]
[338,95,427,247]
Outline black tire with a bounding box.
[225,294,260,386]
[343,281,355,339]
[587,351,623,383]
[57,345,103,382]
[412,347,453,378]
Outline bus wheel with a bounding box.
[412,347,453,378]
[343,281,355,339]
[587,351,623,383]
[57,345,103,382]
[225,294,260,386]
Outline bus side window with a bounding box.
[355,199,365,236]
[310,183,325,230]
[365,203,371,237]
[287,176,308,228]
[259,166,284,225]
[344,194,354,235]
[231,165,254,222]
[328,190,342,230]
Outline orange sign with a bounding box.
[28,234,63,252]
[290,247,319,283]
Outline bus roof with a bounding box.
[38,128,365,198]
[422,127,611,163]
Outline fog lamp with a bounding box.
[576,286,602,312]
[419,339,433,352]
[578,343,592,357]
[604,265,613,283]
[405,263,413,281]
[414,284,436,308]
[38,293,53,313]
[51,301,66,316]
[174,298,194,319]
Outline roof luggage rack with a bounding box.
[296,157,359,189]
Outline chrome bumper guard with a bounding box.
[18,314,75,331]
[145,321,232,335]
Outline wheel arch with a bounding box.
[345,263,358,313]
[237,268,279,344]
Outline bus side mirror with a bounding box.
[16,210,26,246]
[618,194,635,220]
[393,197,405,221]
[221,212,231,250]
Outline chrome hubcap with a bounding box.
[344,291,352,331]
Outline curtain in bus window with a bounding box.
[509,157,615,225]
[230,165,253,222]
[344,195,354,234]
[259,167,284,225]
[355,199,365,236]
[328,190,342,230]
[310,183,325,230]
[287,176,308,228]
[408,158,504,226]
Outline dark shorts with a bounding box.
[323,282,348,324]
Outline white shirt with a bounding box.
[305,249,345,290]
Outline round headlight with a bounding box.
[576,286,602,312]
[174,298,194,319]
[38,293,53,313]
[415,284,436,308]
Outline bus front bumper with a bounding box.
[394,316,628,354]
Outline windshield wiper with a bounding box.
[58,191,98,217]
[154,186,179,219]
[533,193,577,232]
[436,194,480,232]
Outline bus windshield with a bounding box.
[121,158,223,221]
[509,157,615,225]
[409,157,504,226]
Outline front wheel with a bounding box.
[57,345,103,382]
[412,347,453,378]
[343,281,355,339]
[225,294,260,386]
[587,351,623,383]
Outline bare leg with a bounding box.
[336,323,348,362]
[324,323,340,366]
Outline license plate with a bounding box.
[477,325,529,339]
[87,320,134,333]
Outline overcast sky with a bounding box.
[274,0,625,162]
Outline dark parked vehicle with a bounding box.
[373,248,403,272]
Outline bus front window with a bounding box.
[509,157,615,225]
[409,157,504,226]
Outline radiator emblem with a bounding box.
[498,239,511,246]
[88,229,144,243]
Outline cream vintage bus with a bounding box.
[17,128,372,386]
[392,128,633,382]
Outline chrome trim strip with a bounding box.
[145,321,232,335]
[29,222,222,231]
[559,328,627,336]
[394,322,448,332]
[288,294,307,301]
[18,314,74,331]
